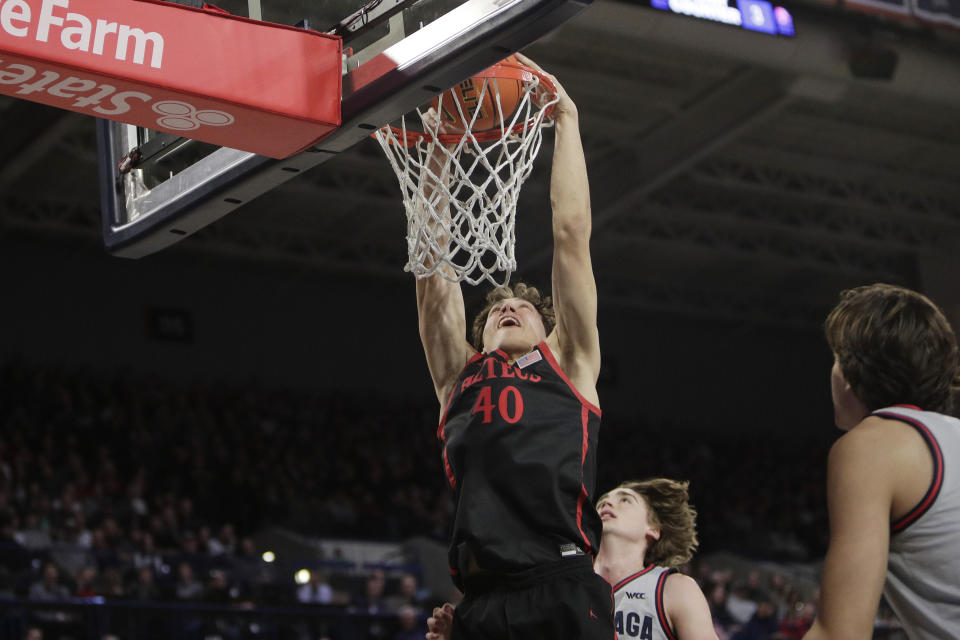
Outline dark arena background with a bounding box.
[2,0,960,637]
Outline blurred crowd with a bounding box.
[693,562,904,640]
[0,357,847,639]
[697,564,817,640]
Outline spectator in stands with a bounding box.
[73,566,98,597]
[62,513,92,549]
[205,569,235,604]
[197,525,213,555]
[28,563,69,600]
[97,567,126,599]
[100,517,126,553]
[126,471,150,522]
[174,561,205,601]
[354,569,389,614]
[148,513,177,551]
[236,537,259,563]
[128,567,160,601]
[180,530,200,556]
[132,532,164,574]
[16,513,51,550]
[297,570,334,604]
[233,537,270,602]
[385,573,430,613]
[0,508,29,582]
[208,523,237,556]
[730,599,778,640]
[725,582,758,627]
[179,497,200,534]
[159,505,181,548]
[707,583,737,637]
[392,605,427,640]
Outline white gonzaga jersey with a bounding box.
[873,405,960,640]
[612,565,677,640]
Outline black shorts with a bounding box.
[451,556,615,640]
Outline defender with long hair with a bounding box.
[595,479,717,640]
[805,283,960,640]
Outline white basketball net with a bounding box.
[375,72,558,287]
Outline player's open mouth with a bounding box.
[600,509,614,520]
[498,316,520,328]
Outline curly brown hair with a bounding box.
[599,478,699,568]
[825,283,960,414]
[470,282,556,352]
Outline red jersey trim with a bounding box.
[439,385,457,489]
[437,351,484,441]
[537,341,601,417]
[442,449,456,490]
[655,568,678,640]
[611,564,656,592]
[575,404,592,549]
[436,352,484,490]
[874,410,944,534]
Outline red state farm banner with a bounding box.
[0,0,341,158]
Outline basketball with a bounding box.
[431,56,525,133]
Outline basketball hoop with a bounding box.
[375,56,558,287]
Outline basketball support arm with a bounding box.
[97,0,594,258]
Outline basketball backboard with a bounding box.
[97,0,593,257]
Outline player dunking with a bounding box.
[428,478,718,640]
[416,54,614,639]
[804,283,960,640]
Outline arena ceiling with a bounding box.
[2,0,960,329]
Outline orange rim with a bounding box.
[379,59,557,147]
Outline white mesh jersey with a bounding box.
[611,565,677,640]
[873,405,960,640]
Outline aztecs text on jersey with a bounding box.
[438,341,602,578]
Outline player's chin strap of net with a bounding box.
[375,71,558,288]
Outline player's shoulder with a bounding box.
[662,572,712,630]
[663,572,699,593]
[834,414,925,456]
[436,344,482,404]
[544,331,601,407]
[662,571,704,605]
[829,414,930,480]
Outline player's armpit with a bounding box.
[663,573,719,640]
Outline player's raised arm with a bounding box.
[413,131,476,408]
[515,54,600,403]
[417,274,473,407]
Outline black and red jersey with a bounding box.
[438,341,602,584]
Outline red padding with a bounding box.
[0,0,341,158]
